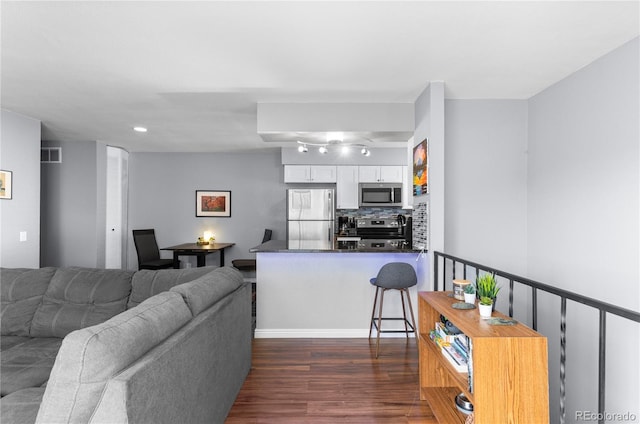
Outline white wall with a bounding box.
[127,151,287,270]
[528,37,639,422]
[0,110,41,268]
[444,100,528,275]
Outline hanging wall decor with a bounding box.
[195,190,231,217]
[0,170,13,199]
[413,138,428,196]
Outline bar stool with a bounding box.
[368,262,417,358]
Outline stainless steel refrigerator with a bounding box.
[287,188,335,249]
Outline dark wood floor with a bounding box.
[226,338,437,423]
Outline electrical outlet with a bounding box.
[19,231,27,242]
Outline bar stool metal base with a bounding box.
[368,286,417,358]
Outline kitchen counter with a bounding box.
[250,239,423,253]
[252,241,428,338]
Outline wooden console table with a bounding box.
[418,291,549,423]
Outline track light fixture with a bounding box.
[296,140,371,156]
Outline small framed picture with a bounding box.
[196,190,231,217]
[413,139,428,196]
[0,170,13,200]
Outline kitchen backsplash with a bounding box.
[336,207,411,220]
[412,201,429,250]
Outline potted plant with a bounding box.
[478,296,493,317]
[476,273,500,310]
[463,284,476,304]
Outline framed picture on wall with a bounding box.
[196,190,231,217]
[0,170,13,200]
[413,139,428,196]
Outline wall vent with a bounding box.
[41,147,62,163]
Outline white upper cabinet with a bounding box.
[336,166,359,209]
[401,165,412,209]
[358,166,403,183]
[284,165,337,183]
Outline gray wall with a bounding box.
[127,150,287,270]
[0,110,41,268]
[414,82,445,290]
[41,140,107,268]
[444,99,528,274]
[528,37,639,422]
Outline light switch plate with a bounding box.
[19,231,27,242]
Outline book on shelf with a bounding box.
[434,321,466,344]
[467,338,474,393]
[452,337,469,359]
[441,344,467,373]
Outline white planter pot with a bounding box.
[464,293,476,304]
[479,303,493,318]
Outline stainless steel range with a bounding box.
[355,218,408,250]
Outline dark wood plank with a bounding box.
[226,338,438,423]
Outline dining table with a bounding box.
[161,242,235,269]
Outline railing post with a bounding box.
[434,253,439,291]
[452,259,456,283]
[598,311,606,424]
[560,297,567,424]
[532,287,538,331]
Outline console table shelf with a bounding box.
[418,291,550,424]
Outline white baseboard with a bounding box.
[254,328,416,339]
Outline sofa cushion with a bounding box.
[1,336,31,352]
[0,387,45,424]
[1,268,56,336]
[30,268,134,338]
[0,337,63,396]
[170,266,244,316]
[127,266,217,309]
[35,291,191,424]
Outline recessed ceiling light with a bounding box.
[133,126,147,133]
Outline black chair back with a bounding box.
[133,229,161,264]
[262,229,273,244]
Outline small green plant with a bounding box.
[479,296,493,306]
[463,284,475,294]
[476,273,500,300]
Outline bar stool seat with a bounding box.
[368,262,417,358]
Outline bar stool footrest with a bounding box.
[371,318,416,333]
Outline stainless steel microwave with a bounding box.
[359,183,403,207]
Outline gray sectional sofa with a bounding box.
[0,265,252,424]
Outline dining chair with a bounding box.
[132,229,176,270]
[231,229,272,273]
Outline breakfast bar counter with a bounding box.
[251,240,428,338]
[250,239,422,253]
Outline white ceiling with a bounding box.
[1,1,638,153]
